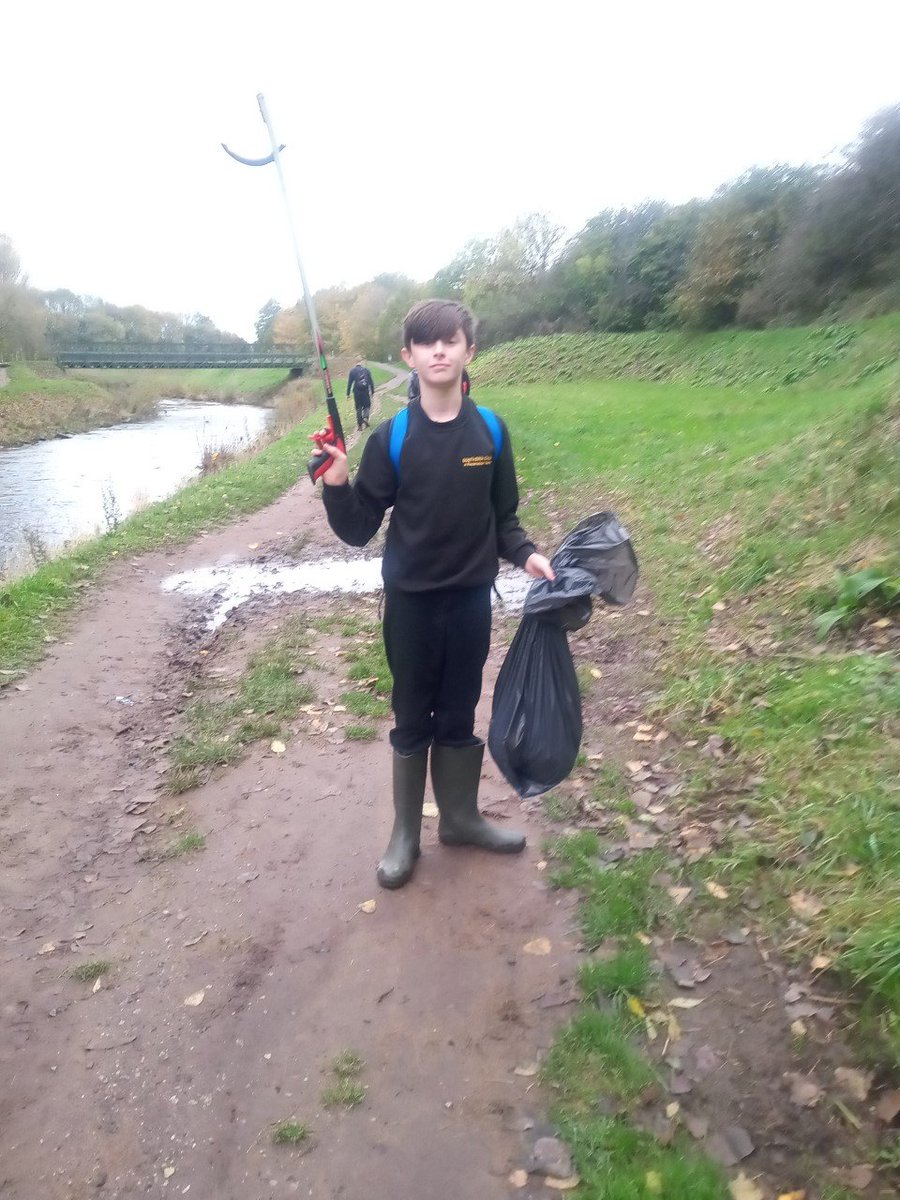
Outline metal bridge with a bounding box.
[56,343,308,370]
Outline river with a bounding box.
[0,398,273,576]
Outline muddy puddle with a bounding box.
[163,556,534,629]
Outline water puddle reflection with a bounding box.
[163,557,533,629]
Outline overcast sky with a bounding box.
[3,0,898,340]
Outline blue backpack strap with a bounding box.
[389,406,409,477]
[476,405,503,460]
[389,403,502,481]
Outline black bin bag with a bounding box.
[489,512,639,798]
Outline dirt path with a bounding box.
[0,379,579,1200]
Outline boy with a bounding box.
[319,299,554,889]
[346,355,374,430]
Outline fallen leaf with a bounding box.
[838,1164,874,1190]
[790,1020,807,1039]
[544,1177,580,1191]
[668,886,692,907]
[777,1192,806,1200]
[874,1089,900,1123]
[729,1173,765,1200]
[270,739,286,755]
[536,860,548,871]
[669,997,705,1009]
[633,732,653,743]
[834,1067,872,1102]
[183,990,205,1007]
[589,668,603,679]
[635,932,653,946]
[627,995,647,1020]
[789,891,824,919]
[684,1113,709,1139]
[92,977,103,994]
[163,1165,175,1178]
[183,931,208,948]
[645,1171,663,1194]
[784,1072,823,1107]
[422,801,439,818]
[247,543,259,550]
[513,1062,539,1077]
[811,954,832,970]
[358,899,377,914]
[705,881,729,900]
[508,1170,528,1188]
[37,942,57,955]
[665,1102,680,1119]
[523,938,551,956]
[707,1126,755,1166]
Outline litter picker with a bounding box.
[223,93,345,482]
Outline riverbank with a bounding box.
[0,362,152,446]
[0,366,406,670]
[0,355,389,447]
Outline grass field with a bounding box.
[476,318,899,1039]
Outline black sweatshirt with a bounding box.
[346,364,374,398]
[321,398,535,591]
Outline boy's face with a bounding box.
[401,327,474,387]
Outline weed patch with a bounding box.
[321,1079,366,1109]
[321,1048,366,1109]
[341,691,390,719]
[580,945,653,1001]
[271,1121,311,1146]
[163,831,206,858]
[345,723,377,741]
[69,959,113,983]
[168,616,315,792]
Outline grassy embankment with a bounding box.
[470,314,899,1194]
[0,359,391,446]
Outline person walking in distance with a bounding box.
[346,356,375,430]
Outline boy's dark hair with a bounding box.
[403,299,476,349]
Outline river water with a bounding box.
[0,399,272,575]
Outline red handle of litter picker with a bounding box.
[307,414,346,483]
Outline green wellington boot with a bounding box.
[431,742,526,854]
[376,749,428,889]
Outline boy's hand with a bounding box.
[317,441,349,486]
[524,553,555,581]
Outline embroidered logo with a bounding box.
[461,455,493,468]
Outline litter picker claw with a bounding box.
[223,94,345,482]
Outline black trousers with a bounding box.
[383,585,492,755]
[354,393,371,426]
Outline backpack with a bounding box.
[353,366,371,397]
[388,404,503,481]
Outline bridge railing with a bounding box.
[56,343,309,370]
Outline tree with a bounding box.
[672,167,817,329]
[254,298,281,348]
[0,235,22,286]
[0,283,48,359]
